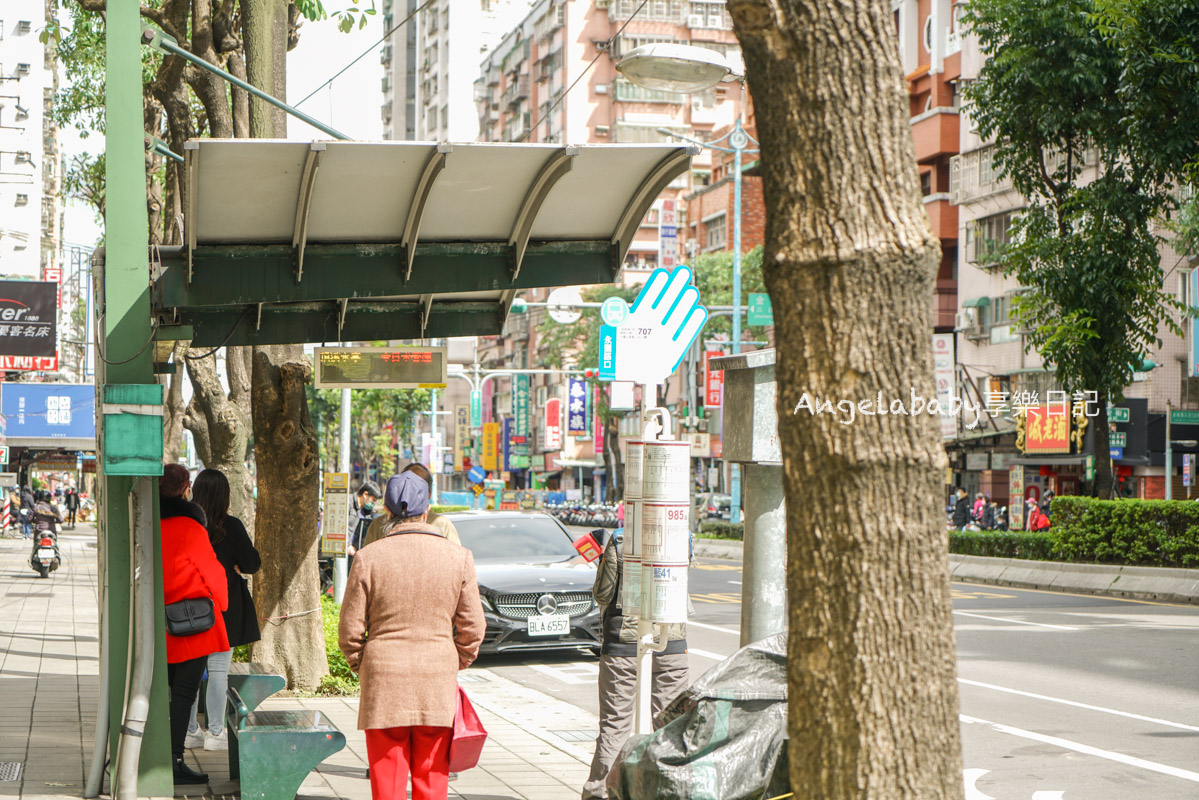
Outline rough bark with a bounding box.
[182,348,254,530]
[162,342,188,462]
[249,347,325,689]
[243,0,325,690]
[726,1,965,798]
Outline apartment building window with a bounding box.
[613,78,685,104]
[613,0,681,21]
[614,35,676,58]
[17,20,32,34]
[687,1,731,29]
[703,213,727,251]
[966,210,1016,266]
[613,122,686,143]
[692,169,711,187]
[15,194,28,206]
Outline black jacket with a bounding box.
[210,515,262,647]
[981,504,996,530]
[952,496,971,528]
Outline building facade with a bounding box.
[0,3,60,281]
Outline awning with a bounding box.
[152,139,695,347]
[1012,455,1087,466]
[961,296,991,308]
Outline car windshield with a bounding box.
[454,516,579,561]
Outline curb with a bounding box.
[693,538,743,561]
[948,554,1199,605]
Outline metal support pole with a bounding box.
[114,479,155,799]
[1167,400,1173,501]
[740,464,787,646]
[334,387,351,604]
[431,388,440,505]
[730,121,744,526]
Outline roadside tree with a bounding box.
[727,0,965,797]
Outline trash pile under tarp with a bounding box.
[607,633,789,800]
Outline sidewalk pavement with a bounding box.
[0,525,601,800]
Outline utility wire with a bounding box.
[519,0,650,143]
[295,0,436,108]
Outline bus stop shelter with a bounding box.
[99,27,693,792]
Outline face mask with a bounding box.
[363,502,376,513]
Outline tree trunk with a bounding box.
[243,0,325,690]
[1092,397,1113,498]
[727,2,965,798]
[162,343,188,462]
[249,347,325,689]
[182,348,253,526]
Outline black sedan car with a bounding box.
[446,511,603,655]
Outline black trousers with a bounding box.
[167,656,207,759]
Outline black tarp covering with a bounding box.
[607,633,789,800]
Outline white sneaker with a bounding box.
[183,729,206,749]
[203,729,228,751]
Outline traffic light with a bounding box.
[583,368,598,379]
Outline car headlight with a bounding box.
[480,594,495,612]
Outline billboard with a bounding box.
[0,281,58,358]
[1,384,96,441]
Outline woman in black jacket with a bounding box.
[184,469,262,751]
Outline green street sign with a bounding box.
[1110,432,1127,447]
[1170,409,1199,425]
[1085,455,1095,482]
[747,293,774,326]
[1108,406,1130,423]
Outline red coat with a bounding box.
[160,498,229,664]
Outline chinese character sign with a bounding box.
[455,405,470,472]
[512,375,530,438]
[1008,465,1025,530]
[0,281,57,358]
[545,398,562,450]
[567,378,589,437]
[659,199,677,270]
[704,350,725,408]
[594,384,604,454]
[1022,405,1071,454]
[481,422,500,471]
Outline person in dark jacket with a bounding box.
[64,488,80,528]
[184,468,261,752]
[951,488,971,530]
[20,485,34,537]
[160,464,229,785]
[981,501,998,531]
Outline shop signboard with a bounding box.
[481,422,500,471]
[567,378,589,437]
[594,384,604,454]
[321,473,350,556]
[1085,455,1095,482]
[1022,405,1071,454]
[1185,454,1192,488]
[704,350,725,408]
[545,398,562,450]
[0,281,57,358]
[1191,267,1199,377]
[965,453,989,471]
[454,405,470,472]
[1008,465,1025,530]
[659,199,677,270]
[932,333,956,439]
[1,383,96,441]
[470,390,482,429]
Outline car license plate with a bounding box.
[527,614,569,637]
[38,548,54,559]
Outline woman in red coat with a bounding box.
[159,463,229,785]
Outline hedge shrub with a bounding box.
[949,530,1057,561]
[699,521,744,540]
[431,505,470,514]
[1049,497,1199,568]
[318,596,359,696]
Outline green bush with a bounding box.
[431,505,470,514]
[318,595,360,696]
[699,521,743,540]
[1049,496,1199,568]
[949,530,1057,561]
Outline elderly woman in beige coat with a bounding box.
[339,472,485,800]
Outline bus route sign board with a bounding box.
[314,346,447,389]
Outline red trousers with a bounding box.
[365,726,452,800]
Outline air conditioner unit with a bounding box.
[595,125,610,137]
[595,83,608,94]
[707,15,723,27]
[17,63,31,77]
[687,14,706,27]
[17,21,32,34]
[955,308,978,333]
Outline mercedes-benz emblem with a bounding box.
[536,594,558,615]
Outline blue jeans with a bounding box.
[187,648,233,736]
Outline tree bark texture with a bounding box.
[162,343,188,462]
[242,0,288,138]
[182,347,255,532]
[727,1,965,798]
[249,347,325,690]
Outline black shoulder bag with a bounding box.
[165,596,216,637]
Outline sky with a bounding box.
[60,7,386,249]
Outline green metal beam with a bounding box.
[176,302,504,347]
[152,241,616,310]
[105,0,171,794]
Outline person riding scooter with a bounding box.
[29,491,63,577]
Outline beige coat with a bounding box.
[364,510,460,547]
[338,522,485,730]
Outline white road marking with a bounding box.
[954,610,1079,630]
[687,620,741,635]
[689,648,730,661]
[960,714,1199,783]
[728,580,742,585]
[528,662,599,686]
[1031,792,1065,799]
[959,678,1199,732]
[962,768,995,800]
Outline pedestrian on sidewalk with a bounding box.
[582,528,690,800]
[20,485,34,537]
[345,480,382,571]
[339,471,485,800]
[363,463,461,548]
[64,488,79,529]
[160,463,230,786]
[184,468,261,753]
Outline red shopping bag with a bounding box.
[572,531,603,563]
[448,686,488,771]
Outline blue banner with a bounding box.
[567,378,589,436]
[1,383,96,441]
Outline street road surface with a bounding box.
[478,548,1199,799]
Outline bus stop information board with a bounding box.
[314,346,447,389]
